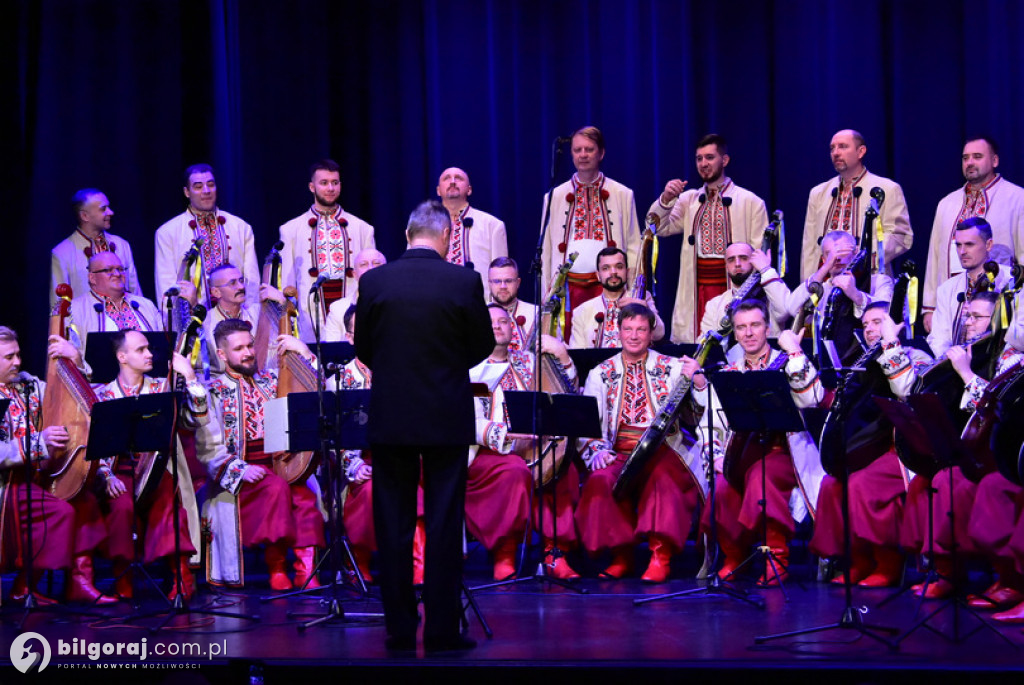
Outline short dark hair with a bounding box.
[970,290,999,306]
[213,318,253,348]
[730,298,769,324]
[110,330,129,354]
[343,304,357,332]
[965,135,999,157]
[489,256,519,273]
[208,262,240,285]
[71,188,104,222]
[956,216,993,241]
[596,246,628,271]
[618,302,655,329]
[309,158,341,182]
[183,163,215,187]
[696,133,728,156]
[572,126,604,152]
[862,300,890,317]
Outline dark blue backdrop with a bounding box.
[6,0,1024,370]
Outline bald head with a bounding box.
[353,248,387,280]
[830,129,867,178]
[437,166,472,209]
[88,252,127,299]
[725,242,755,284]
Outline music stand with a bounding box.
[874,395,1015,647]
[84,332,170,385]
[263,389,385,627]
[92,391,259,630]
[471,391,601,593]
[709,371,806,598]
[87,392,179,610]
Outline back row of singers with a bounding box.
[50,127,1024,352]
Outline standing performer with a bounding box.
[801,129,912,280]
[927,218,1010,357]
[96,330,205,600]
[0,327,77,604]
[541,126,640,339]
[69,252,162,354]
[436,166,508,295]
[202,319,326,590]
[693,300,825,584]
[575,303,706,582]
[355,200,493,653]
[279,159,375,341]
[647,134,770,343]
[155,163,259,309]
[52,188,142,309]
[923,136,1024,332]
[569,248,666,348]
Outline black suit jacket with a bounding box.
[354,248,494,445]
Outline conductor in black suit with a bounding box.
[355,200,494,652]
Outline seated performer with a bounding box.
[202,319,326,590]
[0,327,79,604]
[202,263,286,375]
[470,304,580,580]
[700,242,791,356]
[927,217,1011,357]
[95,330,205,600]
[787,230,893,322]
[900,291,1001,599]
[69,252,162,353]
[693,300,824,585]
[324,248,387,342]
[576,303,706,582]
[810,303,931,587]
[51,188,142,309]
[569,247,666,349]
[487,257,539,353]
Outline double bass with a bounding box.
[41,284,100,501]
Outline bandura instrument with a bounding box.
[41,284,100,501]
[134,304,207,507]
[960,359,1024,483]
[255,240,289,371]
[272,299,319,484]
[520,253,578,486]
[613,329,723,499]
[718,212,781,335]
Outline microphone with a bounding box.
[309,273,329,294]
[272,240,285,252]
[14,371,35,387]
[870,187,885,203]
[164,287,180,298]
[772,209,784,223]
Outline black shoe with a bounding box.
[384,635,416,653]
[424,634,477,654]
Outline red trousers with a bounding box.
[2,480,75,571]
[901,467,977,556]
[465,450,531,551]
[104,472,196,563]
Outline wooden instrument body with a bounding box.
[41,286,100,501]
[255,243,285,371]
[961,360,1024,483]
[272,302,319,484]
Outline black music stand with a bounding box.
[87,393,179,610]
[875,395,1016,647]
[711,371,806,599]
[470,391,600,593]
[92,391,258,630]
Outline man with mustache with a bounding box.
[202,319,325,591]
[279,159,375,341]
[801,129,913,281]
[436,167,508,297]
[51,188,142,309]
[647,134,770,343]
[923,136,1024,333]
[203,263,287,375]
[569,247,665,349]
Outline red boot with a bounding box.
[350,545,373,583]
[912,557,954,599]
[293,546,322,589]
[413,519,426,586]
[641,535,674,583]
[168,555,196,601]
[112,559,133,600]
[542,539,580,580]
[858,545,904,588]
[66,555,117,604]
[11,570,57,605]
[265,544,293,591]
[492,537,518,581]
[600,546,634,579]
